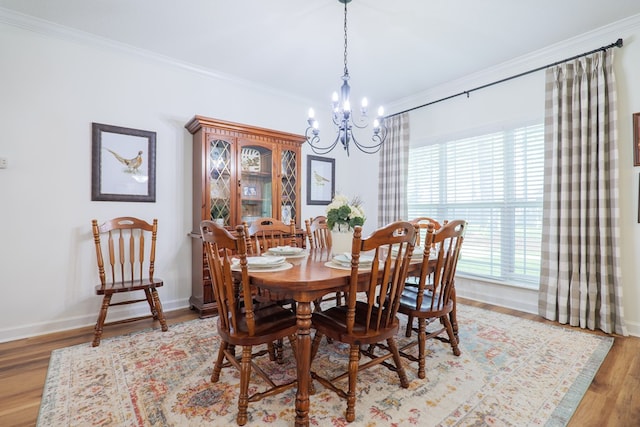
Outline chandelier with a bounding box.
[305,0,388,156]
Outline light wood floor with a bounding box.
[1,300,638,427]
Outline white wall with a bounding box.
[388,15,640,336]
[0,17,313,341]
[1,11,639,341]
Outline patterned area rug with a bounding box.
[37,304,612,426]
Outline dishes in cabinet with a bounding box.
[241,148,261,172]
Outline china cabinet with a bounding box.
[185,115,305,317]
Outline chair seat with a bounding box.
[220,303,299,346]
[95,278,164,294]
[399,287,452,317]
[312,302,401,345]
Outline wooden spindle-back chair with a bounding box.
[310,221,417,422]
[91,217,168,347]
[200,220,298,426]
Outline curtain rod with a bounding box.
[388,38,623,118]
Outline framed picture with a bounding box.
[307,155,335,205]
[92,123,156,202]
[243,185,258,197]
[634,113,640,166]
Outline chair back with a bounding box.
[347,221,417,334]
[414,219,467,315]
[200,221,255,336]
[409,217,442,247]
[92,216,158,286]
[305,216,332,249]
[247,217,297,254]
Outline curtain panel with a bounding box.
[378,113,410,226]
[539,49,627,335]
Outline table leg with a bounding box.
[295,301,312,427]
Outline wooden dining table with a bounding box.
[241,248,445,427]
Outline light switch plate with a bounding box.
[0,157,7,169]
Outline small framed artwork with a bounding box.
[307,155,335,205]
[91,123,156,202]
[634,113,640,166]
[243,185,258,197]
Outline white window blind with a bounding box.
[407,123,544,286]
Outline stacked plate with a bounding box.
[392,245,425,260]
[332,253,374,268]
[266,246,305,256]
[233,256,286,269]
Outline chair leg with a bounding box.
[346,344,360,422]
[387,337,409,388]
[310,332,324,360]
[144,288,157,319]
[405,315,414,337]
[237,346,252,426]
[418,318,427,379]
[92,294,111,347]
[150,288,168,332]
[211,341,228,382]
[442,315,461,356]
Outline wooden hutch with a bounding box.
[185,115,305,317]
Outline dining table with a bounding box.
[238,247,445,427]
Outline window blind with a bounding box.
[407,123,544,286]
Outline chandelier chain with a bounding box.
[343,1,349,76]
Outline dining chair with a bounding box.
[409,216,442,247]
[305,216,343,310]
[403,217,444,331]
[310,221,417,422]
[305,215,332,249]
[200,220,298,426]
[90,217,168,347]
[246,217,297,254]
[397,219,467,379]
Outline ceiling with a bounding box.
[2,0,640,110]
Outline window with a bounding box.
[407,123,544,287]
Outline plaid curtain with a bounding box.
[539,50,627,335]
[378,113,410,227]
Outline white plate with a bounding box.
[233,256,286,269]
[392,245,425,259]
[267,246,305,255]
[332,253,373,267]
[232,262,294,273]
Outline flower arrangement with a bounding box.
[326,194,365,232]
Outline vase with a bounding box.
[330,229,353,256]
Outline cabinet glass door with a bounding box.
[208,139,232,226]
[281,149,297,226]
[239,144,273,224]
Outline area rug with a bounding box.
[37,304,613,426]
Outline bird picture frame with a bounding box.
[91,122,156,202]
[306,155,335,205]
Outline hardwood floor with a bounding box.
[0,301,638,426]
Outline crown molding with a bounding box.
[0,7,310,104]
[387,13,640,116]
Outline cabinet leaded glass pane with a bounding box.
[281,149,297,225]
[209,140,231,226]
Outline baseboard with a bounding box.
[456,276,640,337]
[0,298,191,343]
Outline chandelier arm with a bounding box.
[350,124,388,154]
[350,116,369,129]
[305,126,342,155]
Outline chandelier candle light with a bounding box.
[306,0,388,156]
